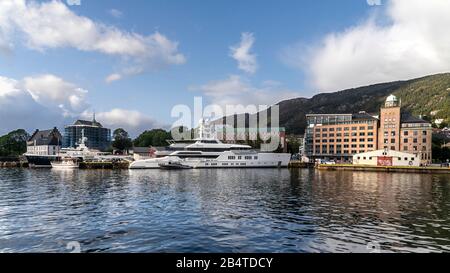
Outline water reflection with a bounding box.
[0,168,449,253]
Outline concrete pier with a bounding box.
[317,164,450,174]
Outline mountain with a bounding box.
[215,73,450,135]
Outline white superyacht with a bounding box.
[129,121,291,169]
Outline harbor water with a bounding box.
[0,168,449,253]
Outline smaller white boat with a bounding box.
[51,157,79,169]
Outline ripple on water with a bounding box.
[0,168,449,253]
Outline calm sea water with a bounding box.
[0,168,449,253]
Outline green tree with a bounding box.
[133,129,172,147]
[0,129,29,157]
[112,128,133,153]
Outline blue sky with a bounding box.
[1,0,449,136]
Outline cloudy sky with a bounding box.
[1,0,450,136]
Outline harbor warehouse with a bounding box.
[353,150,421,167]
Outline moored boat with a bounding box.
[129,120,291,169]
[51,157,79,169]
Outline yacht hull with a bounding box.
[25,155,58,168]
[129,153,291,169]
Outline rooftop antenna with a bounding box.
[93,110,96,123]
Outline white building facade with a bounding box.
[26,128,63,156]
[353,149,421,167]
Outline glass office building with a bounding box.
[63,118,111,151]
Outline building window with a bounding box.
[413,139,418,143]
[404,146,408,151]
[391,139,396,144]
[422,131,427,136]
[404,131,409,136]
[422,138,427,143]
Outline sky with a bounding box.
[1,0,450,136]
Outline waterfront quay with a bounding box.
[317,164,450,174]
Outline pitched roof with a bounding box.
[28,128,62,146]
[73,120,103,127]
[401,113,430,124]
[352,112,379,121]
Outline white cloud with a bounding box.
[0,76,20,97]
[105,73,122,84]
[230,32,258,74]
[108,8,123,19]
[0,0,185,80]
[0,74,163,136]
[192,75,300,113]
[81,109,164,136]
[23,74,88,115]
[284,0,450,92]
[0,75,78,134]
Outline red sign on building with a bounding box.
[377,156,393,166]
